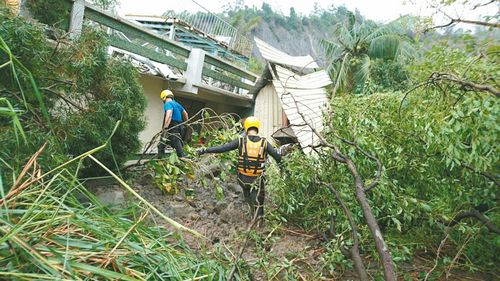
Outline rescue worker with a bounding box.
[197,116,281,226]
[158,90,188,158]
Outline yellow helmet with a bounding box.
[244,116,260,132]
[160,90,174,100]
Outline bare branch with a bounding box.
[398,81,432,115]
[473,0,496,9]
[444,210,500,235]
[429,72,500,97]
[424,19,456,32]
[462,163,500,187]
[322,182,369,281]
[424,233,449,281]
[453,18,500,29]
[425,8,500,33]
[42,88,84,111]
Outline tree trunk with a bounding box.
[346,159,397,281]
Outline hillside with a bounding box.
[223,4,361,62]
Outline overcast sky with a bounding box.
[117,0,495,25]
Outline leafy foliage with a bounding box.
[0,7,146,180]
[268,31,499,274]
[26,0,71,29]
[321,13,415,94]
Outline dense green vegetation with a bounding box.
[0,4,237,279]
[0,6,146,178]
[265,6,499,280]
[1,0,498,280]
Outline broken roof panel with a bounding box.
[108,46,181,80]
[275,65,332,89]
[254,37,319,69]
[272,72,329,154]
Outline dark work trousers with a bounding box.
[158,121,185,157]
[237,173,265,220]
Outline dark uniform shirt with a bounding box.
[205,135,282,164]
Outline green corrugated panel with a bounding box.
[205,56,258,82]
[109,37,188,71]
[84,8,190,58]
[202,68,253,90]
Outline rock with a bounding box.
[96,190,126,206]
[213,201,228,215]
[139,172,155,186]
[226,183,242,194]
[170,203,195,219]
[190,213,201,221]
[199,210,208,217]
[174,195,184,202]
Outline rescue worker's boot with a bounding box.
[256,217,265,229]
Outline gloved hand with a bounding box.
[279,144,293,156]
[196,148,206,155]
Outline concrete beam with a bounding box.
[180,48,206,94]
[68,0,85,38]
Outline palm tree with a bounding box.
[321,13,415,94]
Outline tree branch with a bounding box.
[42,88,84,111]
[425,11,500,33]
[429,72,500,97]
[444,210,500,235]
[275,72,397,280]
[462,163,499,187]
[330,132,383,192]
[473,0,496,9]
[323,182,369,281]
[453,18,500,29]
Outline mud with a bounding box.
[85,157,497,280]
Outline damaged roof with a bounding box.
[253,37,332,153]
[254,37,319,69]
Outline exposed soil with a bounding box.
[86,156,498,280]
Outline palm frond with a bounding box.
[330,52,352,93]
[354,54,371,93]
[396,40,417,61]
[320,39,342,60]
[368,34,401,60]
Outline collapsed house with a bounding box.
[250,38,332,153]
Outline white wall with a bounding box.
[138,75,164,152]
[137,75,253,152]
[253,83,283,140]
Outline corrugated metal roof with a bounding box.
[254,37,319,69]
[272,66,329,154]
[254,39,331,154]
[275,66,332,89]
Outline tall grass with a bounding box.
[0,152,230,280]
[0,28,236,280]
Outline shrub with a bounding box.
[0,7,146,180]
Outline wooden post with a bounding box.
[69,0,85,38]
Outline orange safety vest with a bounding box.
[237,136,267,177]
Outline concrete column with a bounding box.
[180,48,206,94]
[169,20,176,40]
[69,0,85,38]
[166,20,176,56]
